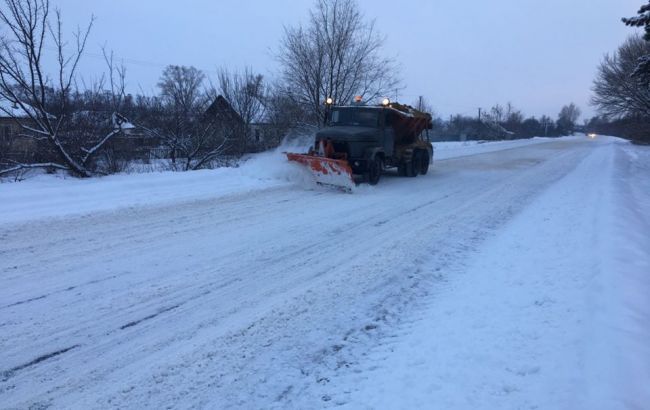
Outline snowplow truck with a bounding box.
[287,100,434,189]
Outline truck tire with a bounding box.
[407,156,419,177]
[368,157,383,185]
[419,151,430,175]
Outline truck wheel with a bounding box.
[368,157,383,185]
[407,156,419,177]
[419,151,430,175]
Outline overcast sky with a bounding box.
[50,0,641,120]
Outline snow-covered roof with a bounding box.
[112,112,135,130]
[0,98,30,118]
[0,97,55,120]
[120,120,135,130]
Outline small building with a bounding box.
[249,122,283,152]
[203,95,247,155]
[203,95,284,154]
[104,113,162,162]
[0,99,43,165]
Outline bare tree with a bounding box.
[503,103,524,133]
[215,67,267,149]
[0,0,126,177]
[68,48,131,175]
[557,103,581,135]
[504,102,518,121]
[592,35,650,118]
[488,104,505,124]
[264,83,312,141]
[101,47,127,112]
[158,65,205,116]
[157,65,206,165]
[150,65,228,170]
[278,0,400,125]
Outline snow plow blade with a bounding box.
[286,152,355,190]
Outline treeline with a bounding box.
[425,102,581,141]
[585,115,650,141]
[589,2,650,143]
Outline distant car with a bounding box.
[588,133,597,138]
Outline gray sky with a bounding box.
[51,0,641,120]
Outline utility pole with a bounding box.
[541,116,548,136]
[545,119,549,136]
[478,107,482,121]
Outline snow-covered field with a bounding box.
[1,136,648,409]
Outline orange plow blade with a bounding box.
[286,152,356,190]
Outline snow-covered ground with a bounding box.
[0,136,648,409]
[337,138,650,409]
[433,136,563,160]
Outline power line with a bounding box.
[41,45,222,75]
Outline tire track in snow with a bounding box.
[119,305,181,330]
[1,345,80,381]
[0,275,119,310]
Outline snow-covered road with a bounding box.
[1,137,648,409]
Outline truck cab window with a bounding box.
[330,108,379,127]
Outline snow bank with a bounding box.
[0,136,573,225]
[0,136,319,225]
[433,136,579,160]
[584,140,650,408]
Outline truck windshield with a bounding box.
[330,108,379,127]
